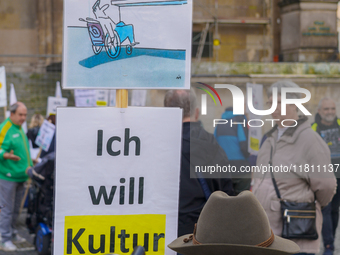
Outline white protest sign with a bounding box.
[35,120,56,152]
[54,107,182,255]
[246,83,263,155]
[96,90,109,107]
[9,83,17,105]
[63,0,192,89]
[109,90,117,106]
[74,89,96,107]
[29,140,41,160]
[131,90,147,106]
[6,83,17,118]
[46,96,68,117]
[56,81,62,98]
[0,67,7,107]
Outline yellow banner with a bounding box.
[64,214,166,255]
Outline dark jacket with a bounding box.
[27,126,40,148]
[178,121,233,236]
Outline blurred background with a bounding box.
[1,0,340,132]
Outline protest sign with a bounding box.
[54,107,182,255]
[46,96,68,116]
[0,67,7,107]
[96,90,109,107]
[56,81,62,98]
[9,83,17,105]
[29,140,40,160]
[109,90,116,106]
[74,89,96,107]
[131,90,147,106]
[35,120,56,152]
[63,0,192,89]
[246,83,263,155]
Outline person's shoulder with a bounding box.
[300,123,320,137]
[263,125,277,138]
[190,122,220,146]
[298,124,328,149]
[0,118,12,132]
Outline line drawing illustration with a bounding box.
[79,0,187,59]
[63,0,191,89]
[79,0,139,58]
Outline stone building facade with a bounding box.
[0,0,340,128]
[279,0,339,62]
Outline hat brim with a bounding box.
[168,234,300,255]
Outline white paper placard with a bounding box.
[46,96,68,117]
[74,89,96,107]
[109,90,117,106]
[0,67,7,107]
[35,120,56,152]
[29,139,41,160]
[131,90,147,106]
[62,0,192,89]
[96,90,109,107]
[54,107,182,255]
[9,83,17,106]
[55,81,63,98]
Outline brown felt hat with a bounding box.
[168,191,300,255]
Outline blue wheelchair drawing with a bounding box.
[80,0,139,58]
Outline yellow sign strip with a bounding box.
[64,214,166,255]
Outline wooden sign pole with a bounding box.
[116,89,128,108]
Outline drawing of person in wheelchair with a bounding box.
[79,0,139,58]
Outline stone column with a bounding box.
[279,0,338,62]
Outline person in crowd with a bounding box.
[214,107,251,194]
[26,113,44,148]
[164,88,234,237]
[252,80,336,255]
[168,190,300,255]
[312,97,340,255]
[0,102,33,251]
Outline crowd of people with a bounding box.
[0,80,339,255]
[165,81,340,255]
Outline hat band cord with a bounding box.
[183,225,274,247]
[183,224,201,244]
[256,230,275,247]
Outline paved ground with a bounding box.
[0,209,37,255]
